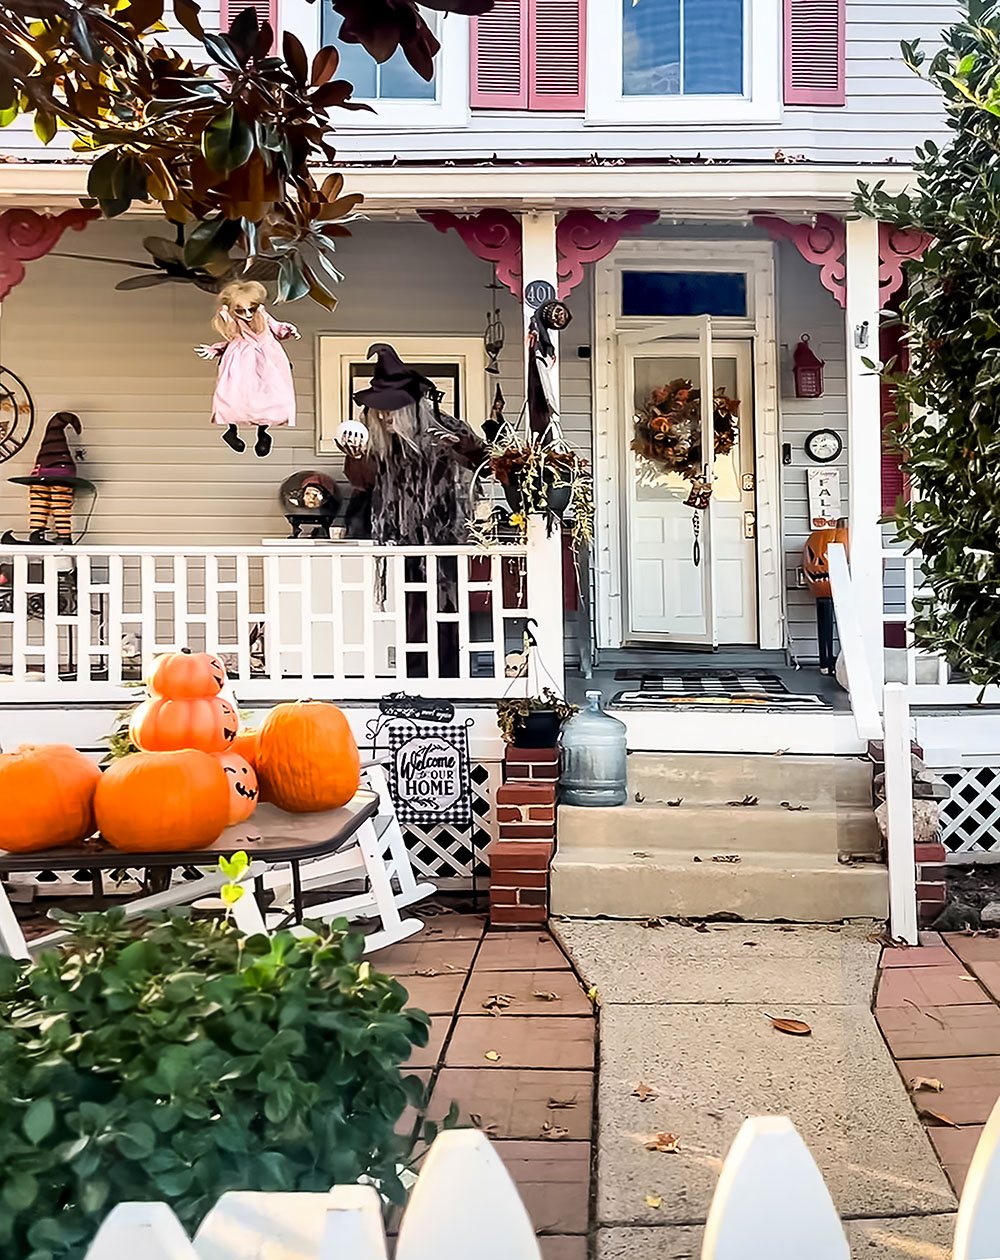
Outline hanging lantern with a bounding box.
[483,265,505,375]
[793,334,825,399]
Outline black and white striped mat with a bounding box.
[611,670,825,709]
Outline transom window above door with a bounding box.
[622,0,743,97]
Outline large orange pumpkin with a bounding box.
[0,745,101,853]
[802,523,849,599]
[130,695,239,755]
[255,701,361,813]
[147,649,227,699]
[216,751,259,825]
[94,750,231,852]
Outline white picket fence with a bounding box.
[0,520,565,702]
[85,1108,1000,1260]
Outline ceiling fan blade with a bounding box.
[115,273,180,290]
[51,252,160,271]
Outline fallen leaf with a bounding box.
[692,856,703,863]
[909,1077,945,1093]
[919,1108,959,1128]
[425,926,444,936]
[712,854,742,863]
[727,794,759,807]
[587,986,600,1006]
[633,851,651,858]
[743,941,759,947]
[645,1194,663,1210]
[533,990,559,1002]
[666,797,683,807]
[482,993,516,1015]
[645,1132,680,1153]
[773,748,788,756]
[548,1097,578,1110]
[904,999,946,1026]
[780,801,809,811]
[541,1120,570,1140]
[415,968,439,976]
[632,1081,659,1103]
[778,926,796,933]
[484,1050,501,1062]
[644,916,666,929]
[634,792,646,803]
[767,1015,812,1036]
[694,921,710,933]
[706,1110,724,1120]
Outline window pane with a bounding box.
[622,271,748,318]
[622,0,680,96]
[683,0,743,94]
[319,4,435,100]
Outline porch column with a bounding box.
[520,210,560,425]
[844,216,885,696]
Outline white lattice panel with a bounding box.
[941,767,1000,855]
[401,759,501,881]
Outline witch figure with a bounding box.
[345,344,485,545]
[1,411,94,545]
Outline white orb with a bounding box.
[335,419,370,459]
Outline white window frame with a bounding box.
[281,4,470,130]
[586,0,782,126]
[316,335,487,455]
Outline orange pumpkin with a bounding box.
[147,649,227,699]
[216,751,259,824]
[94,750,231,852]
[0,744,101,853]
[130,695,239,755]
[229,727,259,769]
[802,524,849,599]
[255,701,360,813]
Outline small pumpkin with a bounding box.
[0,744,101,853]
[802,523,849,599]
[130,695,239,755]
[147,648,227,699]
[255,701,360,814]
[94,750,231,852]
[216,751,259,825]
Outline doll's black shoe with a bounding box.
[255,426,272,457]
[223,424,246,453]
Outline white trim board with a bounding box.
[591,239,782,651]
[617,709,864,755]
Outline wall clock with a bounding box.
[804,429,842,463]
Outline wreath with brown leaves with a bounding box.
[632,378,740,479]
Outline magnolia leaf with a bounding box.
[767,1016,812,1036]
[909,1076,945,1093]
[533,990,558,1001]
[33,111,57,144]
[918,1108,959,1127]
[283,30,309,83]
[202,31,244,71]
[173,0,205,39]
[311,45,340,86]
[201,108,254,175]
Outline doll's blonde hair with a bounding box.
[213,280,268,339]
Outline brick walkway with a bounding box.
[375,911,596,1259]
[875,930,1000,1194]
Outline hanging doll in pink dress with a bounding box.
[196,280,299,457]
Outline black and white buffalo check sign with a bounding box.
[387,723,472,826]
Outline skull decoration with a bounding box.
[335,419,371,460]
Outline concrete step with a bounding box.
[626,752,873,808]
[558,801,882,858]
[550,846,888,923]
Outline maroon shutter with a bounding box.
[880,314,909,515]
[471,0,529,108]
[220,0,278,38]
[784,0,845,106]
[529,0,585,110]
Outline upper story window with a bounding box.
[622,0,743,97]
[320,7,437,100]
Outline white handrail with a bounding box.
[883,682,918,945]
[826,543,883,741]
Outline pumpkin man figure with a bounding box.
[196,281,299,457]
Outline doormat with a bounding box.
[610,671,826,709]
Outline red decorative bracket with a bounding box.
[419,209,523,297]
[753,213,932,308]
[0,208,99,300]
[555,210,659,298]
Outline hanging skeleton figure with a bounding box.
[196,280,299,458]
[343,344,485,545]
[1,411,86,545]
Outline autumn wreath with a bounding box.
[632,378,740,479]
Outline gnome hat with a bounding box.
[32,411,80,478]
[353,343,436,412]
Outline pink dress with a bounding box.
[211,313,298,427]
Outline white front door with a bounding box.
[623,325,757,645]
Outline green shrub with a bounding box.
[0,911,431,1260]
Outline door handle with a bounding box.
[744,512,756,539]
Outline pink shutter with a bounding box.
[880,312,909,515]
[529,0,585,110]
[471,0,529,108]
[784,0,845,106]
[220,0,278,38]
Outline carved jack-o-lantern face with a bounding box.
[216,752,259,825]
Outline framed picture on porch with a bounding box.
[316,335,488,456]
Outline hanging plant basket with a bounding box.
[501,466,573,518]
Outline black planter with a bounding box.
[513,709,562,749]
[501,470,572,519]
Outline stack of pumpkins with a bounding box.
[0,650,361,856]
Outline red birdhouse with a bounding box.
[793,335,825,399]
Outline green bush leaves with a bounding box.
[0,911,430,1259]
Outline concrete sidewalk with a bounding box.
[554,920,958,1260]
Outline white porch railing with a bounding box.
[0,522,564,702]
[84,1108,1000,1260]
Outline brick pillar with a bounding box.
[915,841,947,927]
[488,745,558,926]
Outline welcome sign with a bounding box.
[387,723,472,826]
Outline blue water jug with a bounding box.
[559,690,628,807]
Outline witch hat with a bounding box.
[32,411,80,477]
[353,343,435,412]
